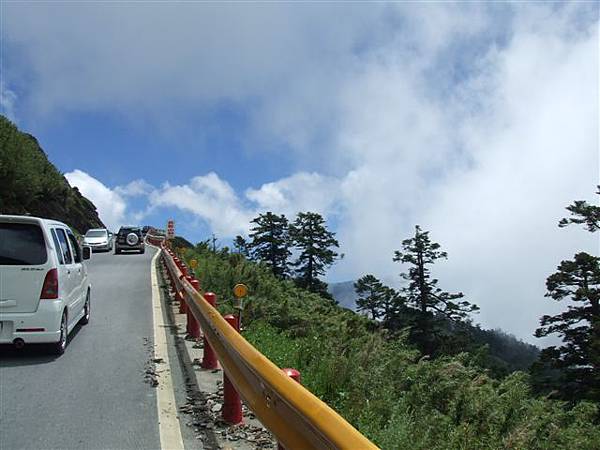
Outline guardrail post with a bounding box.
[282,368,301,383]
[223,314,243,424]
[172,273,186,313]
[179,265,188,278]
[165,261,176,294]
[178,266,189,314]
[187,278,201,339]
[278,368,302,450]
[201,292,219,369]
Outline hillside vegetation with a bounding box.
[329,280,540,374]
[181,244,599,449]
[0,115,104,232]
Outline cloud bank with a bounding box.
[65,170,127,232]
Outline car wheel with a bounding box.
[51,311,68,355]
[115,248,120,254]
[140,248,145,254]
[80,291,90,325]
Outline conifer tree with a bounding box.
[380,285,405,323]
[355,275,405,322]
[394,225,479,321]
[535,188,600,400]
[233,235,250,257]
[535,253,600,400]
[355,274,385,320]
[558,185,600,232]
[248,212,291,279]
[290,212,339,297]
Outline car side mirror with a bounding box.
[83,246,91,260]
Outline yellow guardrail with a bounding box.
[159,244,378,450]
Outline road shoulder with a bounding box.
[153,249,277,449]
[151,249,185,450]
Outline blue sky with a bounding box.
[2,2,598,342]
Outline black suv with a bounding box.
[115,227,145,254]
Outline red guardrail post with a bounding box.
[223,314,243,424]
[163,258,175,293]
[282,368,301,383]
[178,265,189,314]
[201,292,219,370]
[187,277,201,339]
[278,368,302,450]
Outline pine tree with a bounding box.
[380,285,405,323]
[290,212,339,297]
[535,188,600,401]
[558,185,600,232]
[393,225,479,321]
[248,212,291,279]
[233,235,250,257]
[535,253,600,400]
[355,275,386,320]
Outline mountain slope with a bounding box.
[0,115,104,233]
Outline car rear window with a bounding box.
[86,230,107,237]
[0,223,48,265]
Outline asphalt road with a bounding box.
[0,247,161,450]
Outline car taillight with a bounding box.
[40,268,59,299]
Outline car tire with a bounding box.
[140,248,145,254]
[51,311,68,355]
[115,248,120,255]
[80,291,90,325]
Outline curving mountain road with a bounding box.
[0,248,161,450]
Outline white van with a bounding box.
[0,215,92,354]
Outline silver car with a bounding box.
[83,228,112,252]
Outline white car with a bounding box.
[0,215,92,354]
[83,228,112,252]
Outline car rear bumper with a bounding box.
[87,243,111,251]
[0,301,64,344]
[115,244,145,250]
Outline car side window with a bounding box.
[50,229,65,265]
[67,232,82,263]
[55,228,73,264]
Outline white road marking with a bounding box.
[150,249,185,450]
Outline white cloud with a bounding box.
[322,6,599,344]
[148,173,252,237]
[144,172,342,237]
[420,21,599,341]
[115,179,154,197]
[2,3,381,123]
[61,170,342,240]
[65,170,127,232]
[245,172,341,219]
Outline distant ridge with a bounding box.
[328,280,357,310]
[328,278,539,372]
[0,115,104,233]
